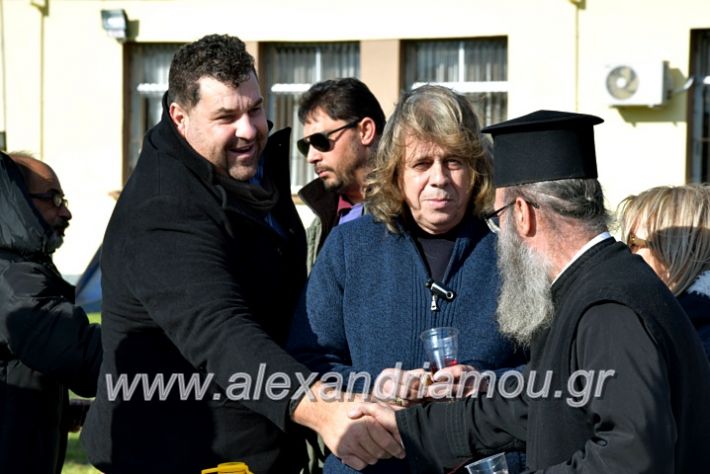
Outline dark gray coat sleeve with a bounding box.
[395,303,675,473]
[0,261,102,397]
[535,303,675,473]
[396,378,529,473]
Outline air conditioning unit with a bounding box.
[603,61,671,107]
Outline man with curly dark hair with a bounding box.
[81,34,402,473]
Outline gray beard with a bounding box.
[45,232,63,255]
[496,216,555,348]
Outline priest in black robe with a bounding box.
[350,110,710,473]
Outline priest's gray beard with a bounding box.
[496,216,555,348]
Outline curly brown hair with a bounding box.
[168,34,255,108]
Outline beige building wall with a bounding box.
[579,0,710,208]
[361,39,401,116]
[0,0,709,275]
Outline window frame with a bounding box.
[404,37,509,128]
[261,41,361,193]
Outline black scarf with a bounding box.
[214,170,279,214]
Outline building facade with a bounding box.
[1,0,709,276]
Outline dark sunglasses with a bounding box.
[29,190,68,208]
[297,119,360,156]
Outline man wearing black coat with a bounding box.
[81,34,402,473]
[0,151,102,473]
[352,111,710,472]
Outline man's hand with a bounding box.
[292,382,405,470]
[426,364,488,399]
[348,400,403,447]
[373,367,432,407]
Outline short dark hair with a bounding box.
[168,34,255,108]
[297,78,386,135]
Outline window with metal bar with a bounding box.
[125,43,182,181]
[404,38,508,127]
[262,42,360,191]
[689,30,710,182]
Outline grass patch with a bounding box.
[65,313,101,472]
[63,432,100,474]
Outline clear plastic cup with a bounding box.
[420,327,459,373]
[465,452,509,474]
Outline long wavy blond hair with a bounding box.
[365,85,493,233]
[618,184,710,295]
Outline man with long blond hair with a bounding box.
[288,85,525,474]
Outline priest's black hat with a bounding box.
[481,110,604,187]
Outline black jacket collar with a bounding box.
[149,93,292,218]
[298,178,340,229]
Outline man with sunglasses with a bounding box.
[297,78,386,271]
[0,151,102,473]
[350,110,710,472]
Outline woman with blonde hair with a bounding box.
[618,184,710,358]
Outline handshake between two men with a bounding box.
[294,364,480,470]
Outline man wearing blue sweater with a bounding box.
[288,85,525,473]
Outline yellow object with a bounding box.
[201,461,254,474]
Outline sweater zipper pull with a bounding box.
[426,279,455,313]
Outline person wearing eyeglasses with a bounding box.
[288,85,526,474]
[296,78,386,272]
[0,151,102,473]
[349,110,710,473]
[9,151,72,250]
[618,184,710,360]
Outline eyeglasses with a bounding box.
[483,200,540,233]
[483,202,515,233]
[297,119,361,156]
[627,233,650,252]
[29,190,68,208]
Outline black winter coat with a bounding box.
[397,239,710,472]
[0,152,102,473]
[82,97,310,473]
[677,270,710,360]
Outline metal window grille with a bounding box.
[125,43,182,179]
[263,42,360,191]
[689,30,710,182]
[404,38,508,127]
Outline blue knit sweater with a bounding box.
[288,214,525,473]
